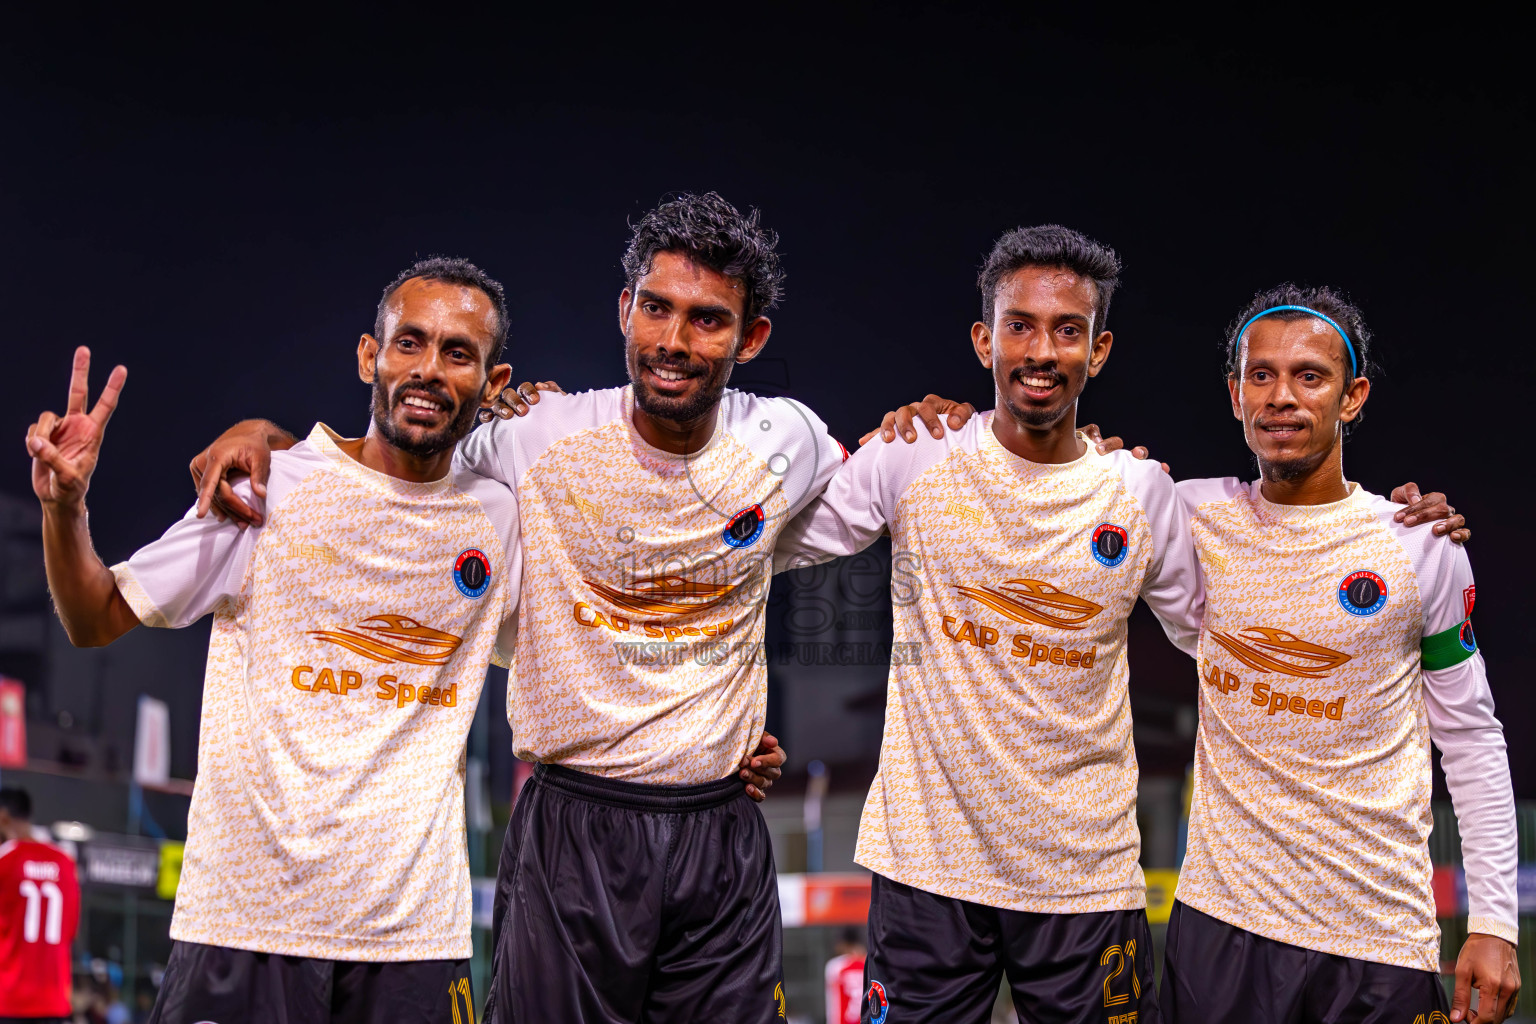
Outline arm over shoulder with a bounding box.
[455,388,627,487]
[773,425,956,574]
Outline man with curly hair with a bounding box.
[464,192,846,1023]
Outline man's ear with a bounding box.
[735,317,772,364]
[971,322,994,369]
[482,363,514,407]
[1339,376,1371,424]
[1086,331,1114,378]
[1227,375,1242,420]
[358,334,380,384]
[618,288,634,335]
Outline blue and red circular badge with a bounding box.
[723,504,765,548]
[1091,523,1130,567]
[866,980,889,1024]
[454,548,491,599]
[1338,569,1387,616]
[1459,619,1477,653]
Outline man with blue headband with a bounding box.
[1155,284,1519,1023]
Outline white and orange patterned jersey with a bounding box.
[775,413,1203,912]
[112,425,519,961]
[1176,477,1517,971]
[455,385,843,784]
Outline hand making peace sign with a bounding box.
[27,346,128,511]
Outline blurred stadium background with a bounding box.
[1,499,1530,1022]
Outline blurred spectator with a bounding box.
[0,787,81,1024]
[825,925,866,1024]
[100,988,127,1024]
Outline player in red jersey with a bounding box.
[0,788,79,1024]
[824,927,867,1024]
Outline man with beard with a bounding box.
[1160,286,1518,1024]
[26,258,520,1024]
[462,193,842,1024]
[192,195,840,1023]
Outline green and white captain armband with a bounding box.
[1422,618,1478,671]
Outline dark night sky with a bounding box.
[3,9,1530,791]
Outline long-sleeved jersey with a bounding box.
[1175,478,1517,971]
[776,414,1202,911]
[456,385,843,785]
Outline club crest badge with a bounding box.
[723,504,765,548]
[454,548,491,599]
[1091,523,1130,567]
[1337,569,1387,616]
[866,980,889,1024]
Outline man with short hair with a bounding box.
[1160,285,1519,1024]
[777,224,1197,1021]
[26,258,522,1023]
[0,787,80,1024]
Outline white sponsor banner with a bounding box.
[778,874,806,928]
[133,696,170,787]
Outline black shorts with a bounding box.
[146,940,474,1024]
[863,873,1160,1024]
[486,763,783,1024]
[1159,901,1451,1024]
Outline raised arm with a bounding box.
[26,347,137,647]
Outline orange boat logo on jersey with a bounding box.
[309,615,464,665]
[584,575,739,616]
[953,578,1103,630]
[1207,626,1351,679]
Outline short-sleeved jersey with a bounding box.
[456,386,842,784]
[0,839,79,1017]
[112,424,519,961]
[1176,478,1516,970]
[776,415,1202,912]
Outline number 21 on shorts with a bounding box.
[1100,939,1140,1007]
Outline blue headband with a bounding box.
[1236,304,1358,378]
